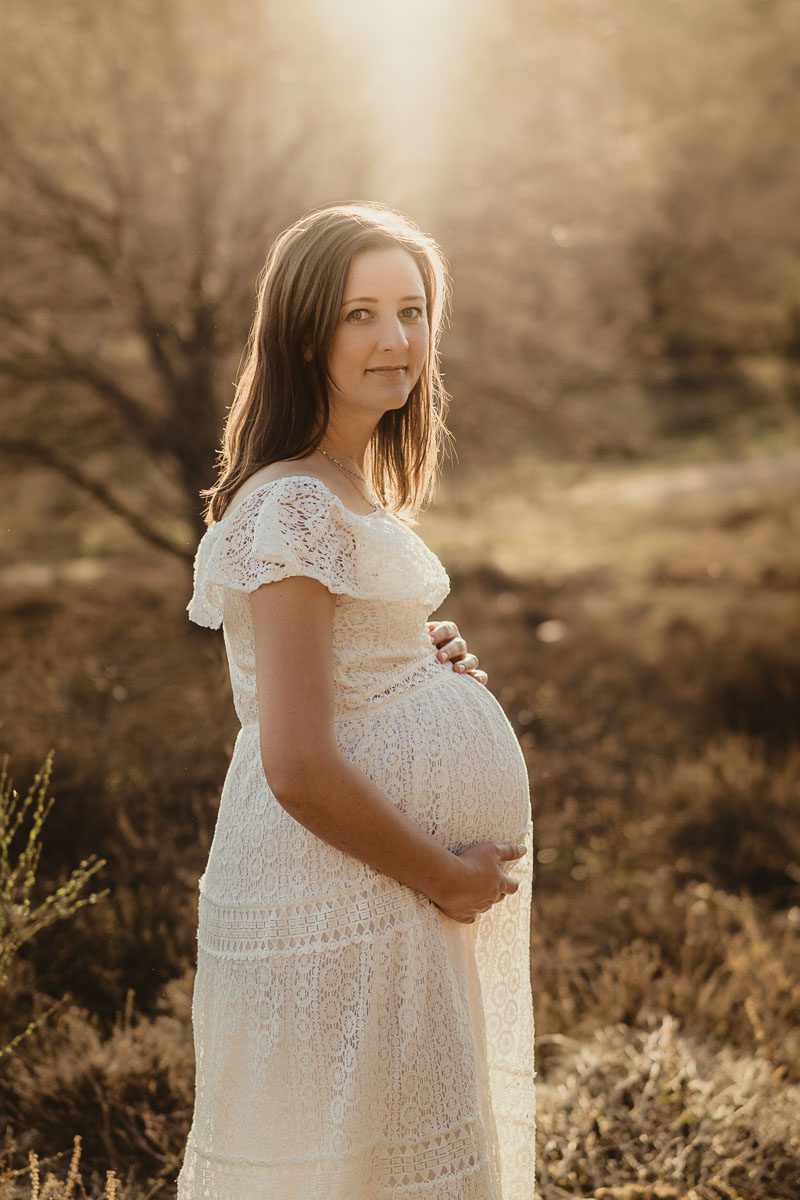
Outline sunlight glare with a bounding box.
[306,0,480,194]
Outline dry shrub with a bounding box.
[23,829,205,1019]
[1,456,797,1195]
[537,1010,800,1200]
[533,732,799,921]
[649,735,800,901]
[0,1135,121,1200]
[0,572,226,1019]
[534,872,800,1084]
[0,975,195,1194]
[699,632,800,749]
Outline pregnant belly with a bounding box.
[336,668,531,853]
[201,668,531,908]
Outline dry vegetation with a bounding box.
[1,0,799,1195]
[0,442,798,1199]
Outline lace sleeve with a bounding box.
[187,477,364,629]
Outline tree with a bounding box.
[0,0,369,554]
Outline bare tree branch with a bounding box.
[0,434,191,562]
[0,320,170,458]
[0,0,328,548]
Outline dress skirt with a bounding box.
[176,666,536,1200]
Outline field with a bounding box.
[0,437,798,1199]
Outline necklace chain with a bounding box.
[317,446,382,512]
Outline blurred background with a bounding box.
[1,1,798,1197]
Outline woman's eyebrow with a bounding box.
[341,294,426,306]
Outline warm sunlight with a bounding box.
[303,0,480,191]
[4,1,798,1194]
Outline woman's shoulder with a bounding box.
[224,461,376,521]
[189,471,369,628]
[188,464,451,628]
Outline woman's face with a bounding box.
[325,246,429,419]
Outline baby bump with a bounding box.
[202,672,530,908]
[338,670,531,852]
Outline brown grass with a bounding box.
[0,444,798,1197]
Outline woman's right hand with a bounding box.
[431,841,527,923]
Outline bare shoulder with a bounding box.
[227,458,326,511]
[229,457,372,516]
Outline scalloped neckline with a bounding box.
[209,474,392,532]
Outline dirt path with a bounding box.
[3,447,798,591]
[562,446,800,507]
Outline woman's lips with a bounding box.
[367,367,406,375]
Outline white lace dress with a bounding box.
[175,474,536,1200]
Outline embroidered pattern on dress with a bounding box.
[177,473,536,1200]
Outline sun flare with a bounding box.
[304,0,480,192]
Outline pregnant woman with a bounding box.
[176,202,536,1199]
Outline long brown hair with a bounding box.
[200,201,455,527]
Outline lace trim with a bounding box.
[380,1118,489,1189]
[186,475,450,630]
[180,1114,492,1191]
[491,1064,538,1123]
[227,659,458,728]
[329,658,463,720]
[197,874,430,958]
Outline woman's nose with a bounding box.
[377,317,410,350]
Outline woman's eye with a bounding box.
[346,306,425,323]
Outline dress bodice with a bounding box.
[186,475,452,724]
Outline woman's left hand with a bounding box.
[427,619,488,686]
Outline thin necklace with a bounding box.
[317,446,383,512]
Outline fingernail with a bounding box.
[438,650,447,661]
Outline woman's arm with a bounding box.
[249,576,463,906]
